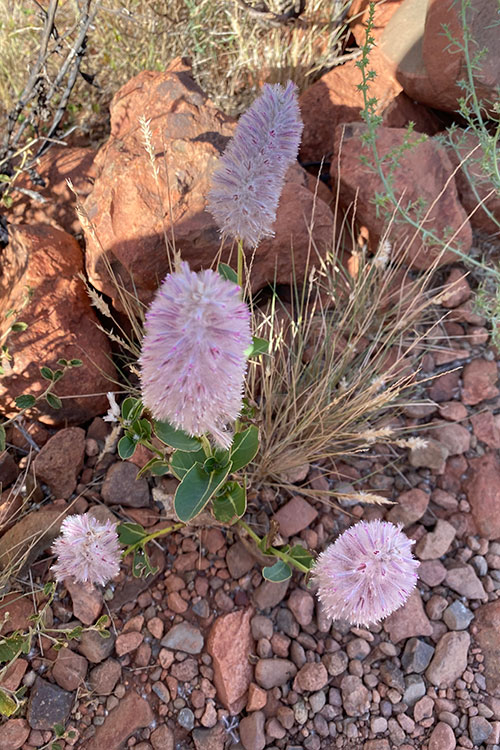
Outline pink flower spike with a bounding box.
[139,262,252,449]
[311,520,419,627]
[51,514,122,587]
[207,80,303,248]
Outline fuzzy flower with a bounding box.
[311,520,419,627]
[51,514,122,586]
[207,80,303,248]
[139,262,252,449]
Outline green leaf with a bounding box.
[94,615,110,630]
[117,521,146,546]
[153,420,201,451]
[174,461,232,523]
[262,560,292,582]
[0,424,5,452]
[69,359,82,367]
[15,394,36,410]
[57,358,68,367]
[288,545,315,570]
[52,369,64,382]
[118,435,137,460]
[51,742,62,750]
[0,688,18,717]
[10,321,28,332]
[45,393,62,410]
[218,262,238,284]
[230,425,259,472]
[170,447,206,480]
[137,418,152,440]
[122,397,143,422]
[150,461,170,476]
[212,481,246,523]
[244,336,269,358]
[67,626,83,640]
[53,723,65,738]
[40,366,54,380]
[0,634,29,663]
[132,547,158,578]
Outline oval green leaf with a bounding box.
[230,425,259,472]
[174,461,232,523]
[117,521,146,546]
[0,687,18,717]
[262,560,292,582]
[212,481,246,524]
[45,393,62,410]
[218,262,238,284]
[289,544,315,571]
[40,366,54,380]
[118,435,136,460]
[170,447,206,480]
[153,420,201,451]
[15,394,36,410]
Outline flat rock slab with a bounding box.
[27,676,74,730]
[85,690,154,750]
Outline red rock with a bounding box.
[33,427,85,499]
[418,560,447,587]
[415,519,456,560]
[470,411,500,449]
[438,401,467,422]
[52,648,88,691]
[84,61,334,309]
[426,631,470,687]
[273,495,318,538]
[206,607,254,714]
[422,0,499,115]
[89,658,122,695]
[0,508,63,581]
[0,224,115,425]
[465,453,500,539]
[115,631,144,656]
[246,682,267,712]
[101,461,150,508]
[64,579,103,625]
[0,657,27,691]
[474,600,500,697]
[85,690,154,750]
[387,488,429,527]
[428,721,456,750]
[7,147,97,234]
[150,725,174,750]
[0,718,30,750]
[293,662,328,692]
[441,268,471,309]
[347,0,404,45]
[428,370,461,402]
[331,124,471,270]
[431,421,470,456]
[462,359,499,405]
[383,590,433,643]
[0,451,18,489]
[0,488,23,531]
[287,589,314,627]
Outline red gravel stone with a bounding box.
[207,608,254,714]
[85,690,154,750]
[462,358,499,405]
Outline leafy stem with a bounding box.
[237,519,312,574]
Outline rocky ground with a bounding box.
[2,264,500,750]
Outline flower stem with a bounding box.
[237,519,310,574]
[122,522,185,558]
[237,238,244,289]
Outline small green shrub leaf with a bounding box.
[15,394,36,410]
[0,688,17,717]
[69,359,82,367]
[245,336,269,357]
[289,545,315,570]
[230,425,259,472]
[52,369,64,382]
[170,448,206,480]
[122,397,143,422]
[132,547,158,578]
[117,522,146,546]
[174,462,232,523]
[118,435,136,460]
[262,560,292,582]
[45,393,62,410]
[10,321,28,332]
[218,262,238,284]
[40,366,54,380]
[212,481,246,523]
[153,420,201,451]
[57,358,68,367]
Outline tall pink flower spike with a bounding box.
[140,262,252,449]
[207,80,303,248]
[312,519,419,627]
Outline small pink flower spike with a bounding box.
[311,519,419,627]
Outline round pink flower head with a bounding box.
[311,519,419,627]
[51,514,122,587]
[139,262,252,449]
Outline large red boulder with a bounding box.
[83,59,334,310]
[330,123,472,269]
[0,224,116,425]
